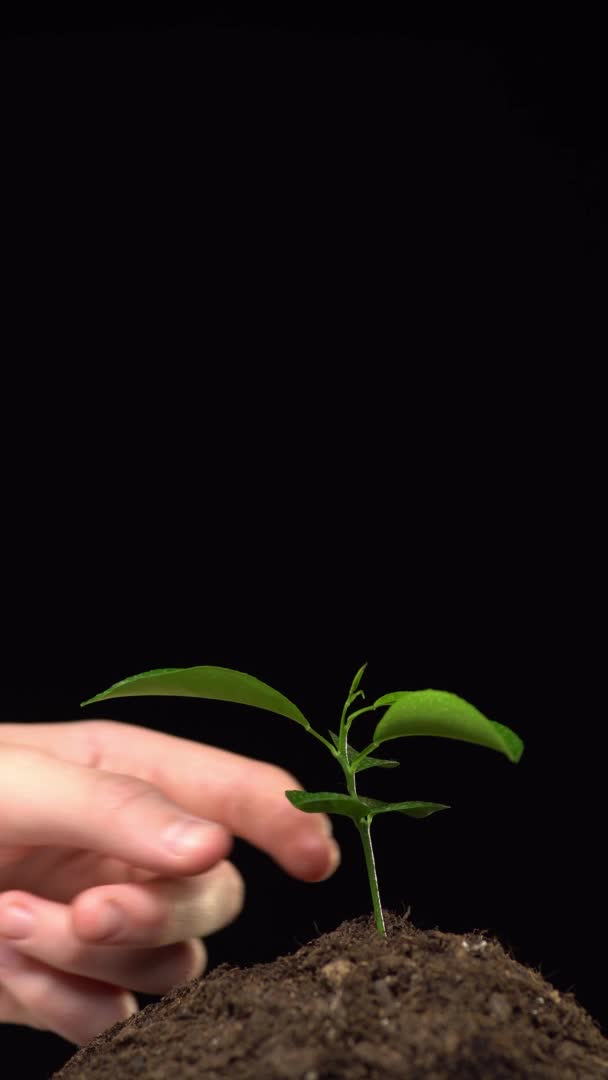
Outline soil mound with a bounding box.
[53,912,608,1079]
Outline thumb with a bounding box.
[0,743,231,873]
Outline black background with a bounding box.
[1,6,603,1076]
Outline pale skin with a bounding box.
[0,718,341,1046]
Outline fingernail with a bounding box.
[163,818,219,855]
[93,901,123,941]
[0,903,33,939]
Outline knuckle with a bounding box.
[74,718,117,740]
[84,718,125,739]
[69,720,115,768]
[75,718,126,764]
[80,717,119,731]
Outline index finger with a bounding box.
[0,720,340,882]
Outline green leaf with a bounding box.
[373,690,524,763]
[349,662,368,696]
[372,691,406,708]
[286,790,449,823]
[365,798,450,819]
[354,754,400,774]
[329,731,400,772]
[81,665,310,729]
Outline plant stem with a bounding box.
[345,703,383,730]
[303,723,337,755]
[338,667,385,935]
[349,739,379,770]
[357,817,386,935]
[338,697,351,753]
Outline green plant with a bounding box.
[82,664,524,935]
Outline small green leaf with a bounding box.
[349,662,368,696]
[363,798,450,819]
[329,731,400,772]
[286,790,370,821]
[81,665,310,729]
[285,790,449,823]
[354,754,400,774]
[373,690,524,763]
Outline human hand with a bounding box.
[0,719,340,1045]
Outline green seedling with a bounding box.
[82,664,524,935]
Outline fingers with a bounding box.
[0,895,205,1001]
[68,719,341,881]
[0,859,243,997]
[71,860,245,946]
[0,741,232,877]
[0,942,139,1046]
[0,719,342,882]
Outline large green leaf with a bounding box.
[373,690,523,763]
[285,790,449,824]
[81,665,310,728]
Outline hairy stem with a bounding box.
[357,817,386,935]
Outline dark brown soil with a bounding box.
[52,912,607,1079]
